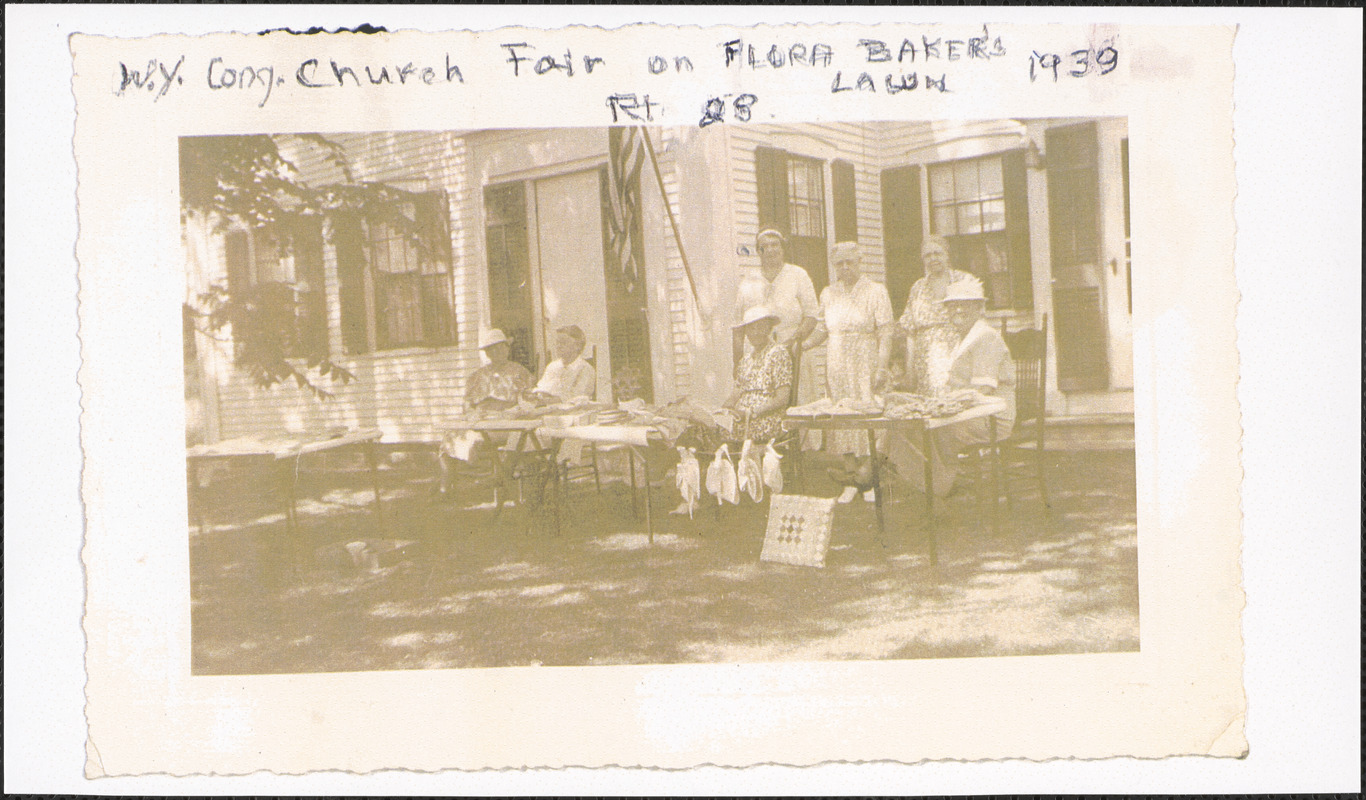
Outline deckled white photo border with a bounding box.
[6,4,1361,794]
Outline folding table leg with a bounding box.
[920,424,939,567]
[867,428,886,549]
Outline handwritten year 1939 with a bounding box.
[1029,44,1119,82]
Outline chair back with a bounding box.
[1003,314,1048,428]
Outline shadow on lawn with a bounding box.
[190,450,1138,674]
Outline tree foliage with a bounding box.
[181,134,440,398]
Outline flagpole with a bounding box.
[639,127,705,317]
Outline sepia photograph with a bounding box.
[181,118,1139,674]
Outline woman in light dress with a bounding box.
[898,235,977,396]
[799,241,894,501]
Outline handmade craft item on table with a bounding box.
[760,495,837,568]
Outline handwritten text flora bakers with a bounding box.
[112,29,1118,122]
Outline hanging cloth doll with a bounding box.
[673,446,702,518]
[737,439,765,503]
[705,443,739,505]
[761,441,784,494]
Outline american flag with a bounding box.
[606,126,645,293]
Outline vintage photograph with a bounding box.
[182,119,1139,674]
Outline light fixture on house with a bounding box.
[1025,138,1046,170]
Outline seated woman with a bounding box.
[668,306,792,516]
[888,277,1016,498]
[526,324,596,405]
[436,328,534,497]
[722,305,794,443]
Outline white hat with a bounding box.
[830,240,860,259]
[478,328,509,349]
[940,277,987,303]
[733,305,779,329]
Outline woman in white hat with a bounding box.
[465,328,534,414]
[888,276,1016,497]
[722,305,794,442]
[436,328,534,497]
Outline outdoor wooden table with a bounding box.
[451,418,550,514]
[536,423,662,545]
[186,428,385,542]
[783,399,1007,565]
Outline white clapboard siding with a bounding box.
[205,131,478,444]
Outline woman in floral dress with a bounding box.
[898,235,977,396]
[723,306,794,442]
[436,329,533,496]
[800,241,895,463]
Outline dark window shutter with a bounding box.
[755,146,790,237]
[1046,122,1107,390]
[331,213,370,355]
[1002,149,1034,310]
[1045,122,1100,271]
[293,220,330,357]
[879,165,923,316]
[416,192,456,345]
[224,230,251,297]
[484,182,535,372]
[831,159,858,243]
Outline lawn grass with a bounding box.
[190,449,1138,674]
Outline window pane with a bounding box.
[957,203,982,235]
[953,160,980,201]
[980,199,1006,232]
[932,205,956,235]
[928,164,954,203]
[790,164,808,195]
[978,158,1004,197]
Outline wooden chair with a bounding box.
[962,314,1052,534]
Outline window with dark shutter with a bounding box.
[754,146,829,291]
[927,152,1033,310]
[222,221,330,360]
[368,191,458,350]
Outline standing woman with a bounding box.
[898,235,977,395]
[801,241,894,470]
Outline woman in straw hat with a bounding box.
[722,305,794,443]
